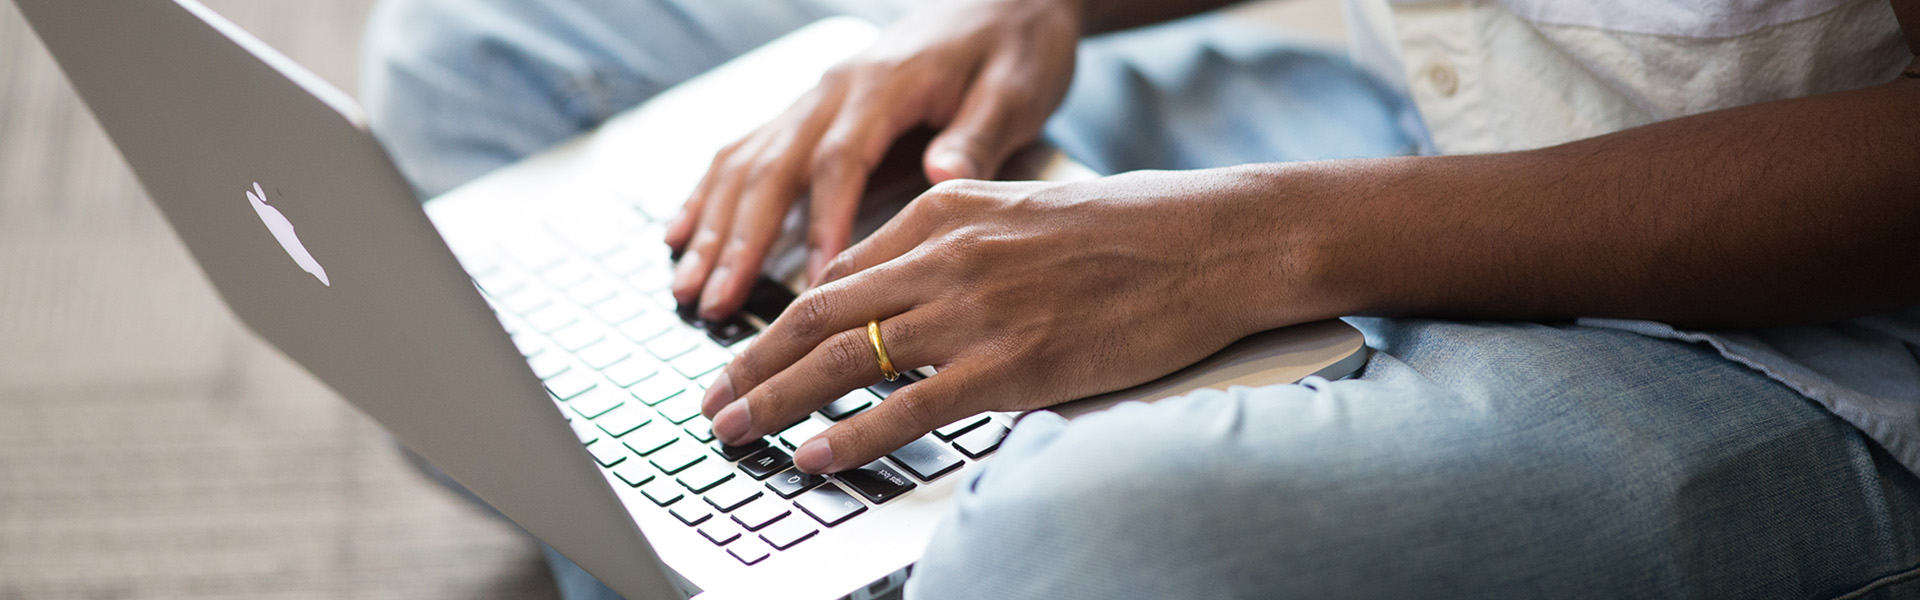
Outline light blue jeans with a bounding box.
[359,1,1920,598]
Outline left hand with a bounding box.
[699,167,1349,473]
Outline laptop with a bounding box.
[12,2,1369,599]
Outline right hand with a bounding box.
[663,0,1084,321]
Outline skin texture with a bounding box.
[664,0,1081,320]
[689,0,1920,474]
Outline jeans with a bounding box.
[358,1,1920,598]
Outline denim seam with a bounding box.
[1832,560,1920,600]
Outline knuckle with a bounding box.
[823,330,870,381]
[789,288,837,340]
[887,389,942,433]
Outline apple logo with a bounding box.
[246,182,330,286]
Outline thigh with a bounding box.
[358,0,905,198]
[1045,15,1425,175]
[908,319,1920,600]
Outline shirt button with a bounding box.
[1424,60,1459,97]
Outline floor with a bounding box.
[0,1,561,598]
[0,1,1344,598]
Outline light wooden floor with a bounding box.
[0,1,561,598]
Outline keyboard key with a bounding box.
[568,387,626,420]
[778,418,830,449]
[694,369,723,390]
[542,260,594,289]
[655,393,703,425]
[836,459,916,505]
[599,248,653,277]
[675,460,735,493]
[500,289,556,315]
[551,324,606,352]
[819,390,876,421]
[715,439,769,462]
[527,352,572,380]
[702,314,756,347]
[627,268,673,293]
[739,446,794,480]
[591,295,651,324]
[585,440,628,468]
[648,441,708,475]
[766,469,829,499]
[704,479,764,512]
[610,461,654,487]
[741,277,798,324]
[867,375,915,399]
[506,240,566,271]
[669,344,731,379]
[566,278,619,307]
[601,357,659,387]
[511,334,545,358]
[618,318,674,344]
[933,414,991,441]
[793,484,867,527]
[952,423,1009,459]
[545,371,597,401]
[726,536,772,566]
[888,435,965,481]
[758,514,818,550]
[568,418,599,444]
[595,405,651,437]
[643,330,700,361]
[640,480,684,506]
[729,497,791,531]
[669,501,713,526]
[628,375,691,408]
[698,519,743,546]
[526,305,580,333]
[623,426,679,456]
[682,416,717,443]
[576,340,633,370]
[474,271,526,297]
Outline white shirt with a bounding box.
[1346,0,1920,473]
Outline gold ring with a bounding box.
[867,319,899,382]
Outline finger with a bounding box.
[665,142,733,252]
[670,145,754,306]
[709,310,941,446]
[805,78,928,284]
[793,364,981,473]
[924,54,1045,183]
[702,257,924,417]
[810,182,953,286]
[695,157,803,320]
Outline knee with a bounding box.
[908,381,1567,599]
[911,387,1364,599]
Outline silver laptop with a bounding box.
[13,1,1368,598]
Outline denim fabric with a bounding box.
[358,1,1920,599]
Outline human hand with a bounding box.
[664,0,1083,321]
[698,168,1352,472]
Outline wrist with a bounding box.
[1191,162,1382,332]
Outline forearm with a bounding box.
[1272,74,1920,329]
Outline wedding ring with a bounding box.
[867,319,899,382]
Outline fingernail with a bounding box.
[698,265,732,316]
[701,372,735,417]
[712,400,751,444]
[794,437,834,473]
[931,149,975,181]
[672,250,702,292]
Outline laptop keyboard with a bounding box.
[461,210,1009,567]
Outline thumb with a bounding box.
[924,61,1042,183]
